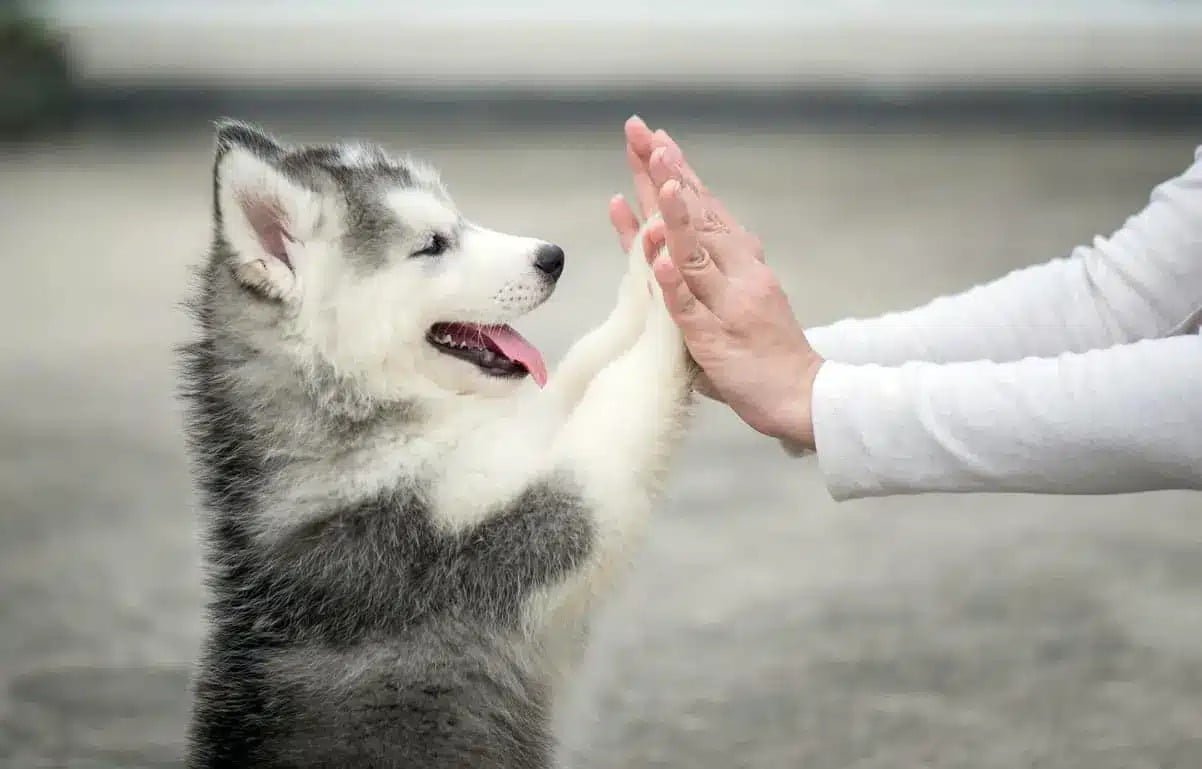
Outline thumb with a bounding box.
[652,253,716,337]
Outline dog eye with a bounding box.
[412,234,449,258]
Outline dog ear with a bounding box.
[213,120,318,299]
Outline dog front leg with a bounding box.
[543,218,661,414]
[542,269,697,630]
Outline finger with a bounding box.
[659,179,729,309]
[646,145,678,193]
[608,194,641,252]
[657,172,743,274]
[646,137,745,254]
[652,134,741,226]
[625,115,655,163]
[647,138,712,206]
[652,253,719,335]
[649,222,711,331]
[650,130,711,196]
[626,144,658,219]
[645,143,762,276]
[624,117,658,217]
[693,209,770,276]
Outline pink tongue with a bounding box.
[481,325,548,388]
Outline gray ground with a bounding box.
[1,117,1200,768]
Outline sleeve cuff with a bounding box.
[810,361,915,501]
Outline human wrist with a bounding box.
[772,351,824,453]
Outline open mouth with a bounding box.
[426,322,548,387]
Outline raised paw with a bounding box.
[645,267,689,359]
[642,251,696,376]
[617,215,661,310]
[631,215,662,278]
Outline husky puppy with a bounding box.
[179,121,695,767]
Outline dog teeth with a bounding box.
[432,331,503,362]
[439,337,479,351]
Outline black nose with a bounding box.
[534,244,565,281]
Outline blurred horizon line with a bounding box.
[70,85,1202,133]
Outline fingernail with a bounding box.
[687,246,709,266]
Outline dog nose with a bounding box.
[534,244,565,281]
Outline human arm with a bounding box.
[803,148,1202,365]
[813,335,1202,499]
[613,119,1202,499]
[616,124,1202,368]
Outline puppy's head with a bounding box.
[209,120,561,402]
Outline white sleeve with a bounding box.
[806,147,1202,366]
[811,335,1202,500]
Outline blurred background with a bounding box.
[2,1,1201,767]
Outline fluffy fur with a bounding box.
[179,120,695,767]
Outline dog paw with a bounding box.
[624,255,654,295]
[618,249,655,311]
[642,262,693,370]
[646,279,681,340]
[628,215,661,275]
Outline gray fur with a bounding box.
[215,119,449,273]
[180,121,593,767]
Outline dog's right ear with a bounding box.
[213,120,319,300]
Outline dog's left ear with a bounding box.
[213,120,320,300]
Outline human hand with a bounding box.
[609,117,729,402]
[610,116,824,450]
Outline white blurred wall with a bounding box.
[40,0,1202,90]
